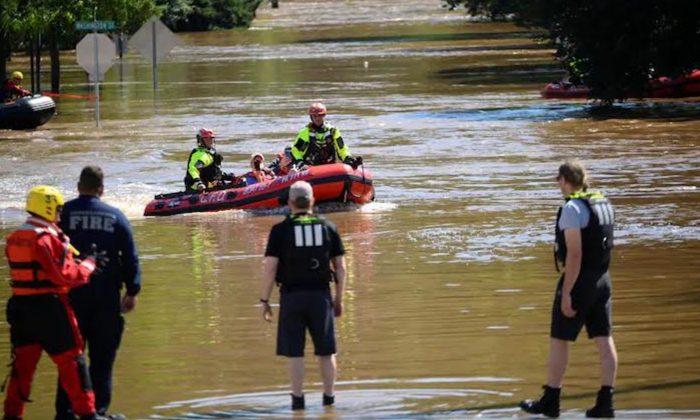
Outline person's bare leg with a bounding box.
[547,338,569,388]
[318,355,336,396]
[519,338,565,416]
[288,357,305,397]
[595,336,617,387]
[586,336,617,417]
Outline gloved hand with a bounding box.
[221,172,235,182]
[344,156,363,169]
[213,153,223,165]
[353,156,363,169]
[86,244,109,274]
[193,178,205,192]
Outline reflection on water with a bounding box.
[0,0,699,418]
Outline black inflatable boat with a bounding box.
[0,95,56,130]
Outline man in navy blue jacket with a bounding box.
[55,166,141,420]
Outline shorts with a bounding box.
[550,271,612,341]
[277,289,336,357]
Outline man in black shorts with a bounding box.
[520,161,618,418]
[260,180,347,410]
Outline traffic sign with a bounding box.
[76,34,117,77]
[129,17,179,65]
[76,33,117,127]
[75,21,116,31]
[130,17,180,91]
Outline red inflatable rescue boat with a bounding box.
[143,163,374,217]
[541,70,700,99]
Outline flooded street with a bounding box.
[1,0,700,418]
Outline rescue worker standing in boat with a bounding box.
[3,186,109,420]
[1,71,31,102]
[184,128,236,192]
[260,181,347,411]
[291,103,362,169]
[55,166,141,420]
[520,160,618,419]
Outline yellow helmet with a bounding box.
[11,71,23,81]
[26,186,65,221]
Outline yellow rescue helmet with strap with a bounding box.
[11,71,23,81]
[26,185,65,221]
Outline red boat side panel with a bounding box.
[144,163,374,217]
[542,71,700,100]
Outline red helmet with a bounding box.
[196,128,216,143]
[309,102,327,116]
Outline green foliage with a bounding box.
[444,0,519,20]
[158,0,263,32]
[1,0,261,60]
[520,0,700,102]
[446,0,700,103]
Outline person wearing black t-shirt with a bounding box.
[260,181,347,411]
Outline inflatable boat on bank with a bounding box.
[144,163,374,217]
[541,70,700,99]
[0,95,55,129]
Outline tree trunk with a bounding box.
[0,31,8,80]
[36,35,42,93]
[50,29,60,93]
[29,38,35,92]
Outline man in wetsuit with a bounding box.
[290,103,362,169]
[4,185,108,420]
[520,160,618,418]
[1,71,30,102]
[184,128,236,192]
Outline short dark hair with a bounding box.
[79,166,104,191]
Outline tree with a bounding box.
[158,0,264,32]
[2,0,262,90]
[445,0,700,103]
[444,0,518,20]
[0,0,22,79]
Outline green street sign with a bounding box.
[75,21,116,31]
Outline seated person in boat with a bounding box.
[1,71,31,102]
[291,102,362,169]
[245,153,276,185]
[184,128,236,192]
[268,146,297,176]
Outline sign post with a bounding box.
[75,20,117,127]
[130,17,179,92]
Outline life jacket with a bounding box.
[244,169,275,185]
[5,218,73,295]
[306,124,338,165]
[1,79,27,102]
[184,147,224,189]
[554,191,614,273]
[277,213,334,290]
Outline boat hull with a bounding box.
[144,163,374,217]
[0,95,56,129]
[541,70,700,99]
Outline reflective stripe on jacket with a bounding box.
[184,147,223,190]
[291,122,350,165]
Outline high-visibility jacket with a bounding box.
[5,217,95,296]
[291,122,350,165]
